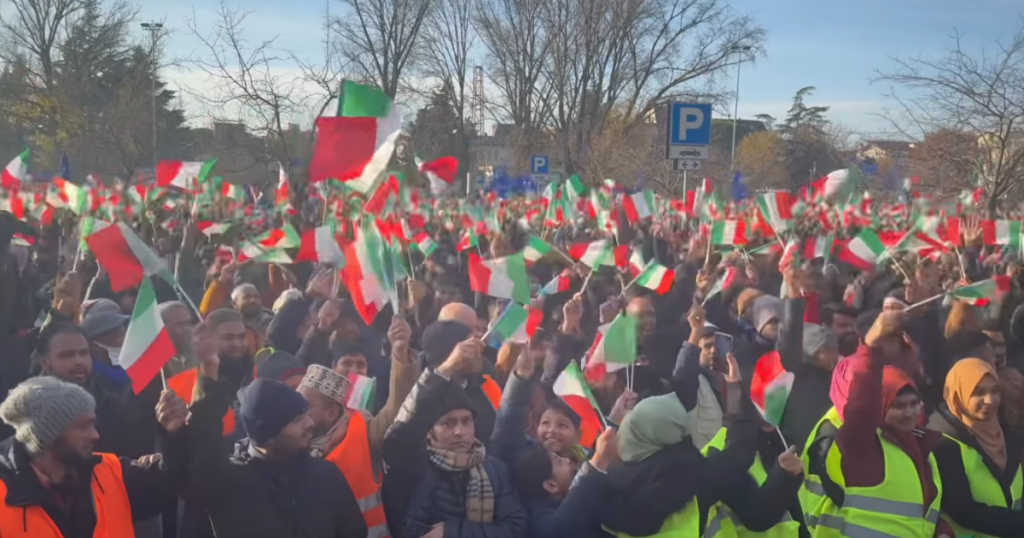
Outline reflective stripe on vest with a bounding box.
[0,453,136,538]
[325,412,391,538]
[816,429,943,538]
[481,375,502,410]
[606,498,702,537]
[799,407,842,532]
[701,427,802,537]
[943,433,1023,537]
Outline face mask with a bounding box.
[96,343,122,365]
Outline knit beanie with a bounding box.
[421,320,472,369]
[0,377,96,455]
[237,379,309,445]
[803,324,838,361]
[255,351,307,383]
[430,381,477,426]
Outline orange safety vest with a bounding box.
[0,453,135,538]
[481,375,502,410]
[167,367,255,437]
[325,413,391,538]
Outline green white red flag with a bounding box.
[553,360,604,450]
[85,222,168,292]
[750,351,794,428]
[485,302,543,347]
[156,159,216,190]
[1,149,29,189]
[468,252,531,304]
[568,240,627,269]
[342,224,391,324]
[309,81,403,193]
[622,190,656,223]
[539,269,573,296]
[583,314,637,382]
[838,229,887,270]
[633,261,675,295]
[947,276,1011,308]
[710,220,747,246]
[296,226,346,266]
[120,277,176,394]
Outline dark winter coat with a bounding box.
[180,375,367,538]
[382,370,527,538]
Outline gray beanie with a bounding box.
[802,324,838,361]
[0,377,96,454]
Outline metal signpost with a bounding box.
[530,155,550,187]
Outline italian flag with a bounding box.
[948,276,1011,308]
[85,222,168,292]
[344,374,377,414]
[47,178,86,214]
[236,242,293,264]
[196,221,232,237]
[756,192,794,232]
[156,159,216,190]
[583,314,637,382]
[564,175,586,201]
[982,220,1022,246]
[553,360,604,450]
[296,226,346,266]
[523,236,556,262]
[750,351,794,428]
[710,220,747,246]
[568,240,627,269]
[634,261,675,295]
[275,164,294,214]
[622,190,656,223]
[413,232,437,258]
[417,156,458,196]
[1,149,29,189]
[539,269,573,296]
[804,235,834,260]
[342,225,391,324]
[221,181,246,201]
[838,229,887,270]
[468,252,531,304]
[485,302,543,348]
[309,81,403,192]
[120,278,176,394]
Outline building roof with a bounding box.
[861,139,915,152]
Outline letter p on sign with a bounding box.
[676,108,704,142]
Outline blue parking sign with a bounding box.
[530,156,549,174]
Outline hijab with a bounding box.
[830,355,857,420]
[617,393,691,463]
[945,358,1007,470]
[880,366,938,507]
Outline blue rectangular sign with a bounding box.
[667,103,712,146]
[530,155,549,174]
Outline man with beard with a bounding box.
[821,303,860,357]
[199,262,274,355]
[0,376,189,537]
[159,301,199,377]
[296,313,418,538]
[167,308,254,438]
[37,322,146,457]
[185,348,367,538]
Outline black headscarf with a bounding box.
[264,296,312,356]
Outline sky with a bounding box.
[131,0,1022,138]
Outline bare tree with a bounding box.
[295,0,352,118]
[183,1,307,179]
[420,0,474,128]
[537,0,766,175]
[333,0,433,99]
[875,23,1024,214]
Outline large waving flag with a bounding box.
[309,81,403,192]
[120,278,176,394]
[85,222,168,292]
[2,149,29,189]
[156,159,216,190]
[468,252,530,305]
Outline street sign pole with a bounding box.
[683,169,688,194]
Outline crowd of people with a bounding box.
[0,172,1023,538]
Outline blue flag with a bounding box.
[731,172,748,202]
[59,152,71,182]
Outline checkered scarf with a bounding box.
[426,440,494,523]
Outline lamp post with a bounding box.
[730,45,753,170]
[140,22,163,169]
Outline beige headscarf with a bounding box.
[945,358,1007,470]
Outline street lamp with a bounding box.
[730,45,753,171]
[140,22,163,169]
